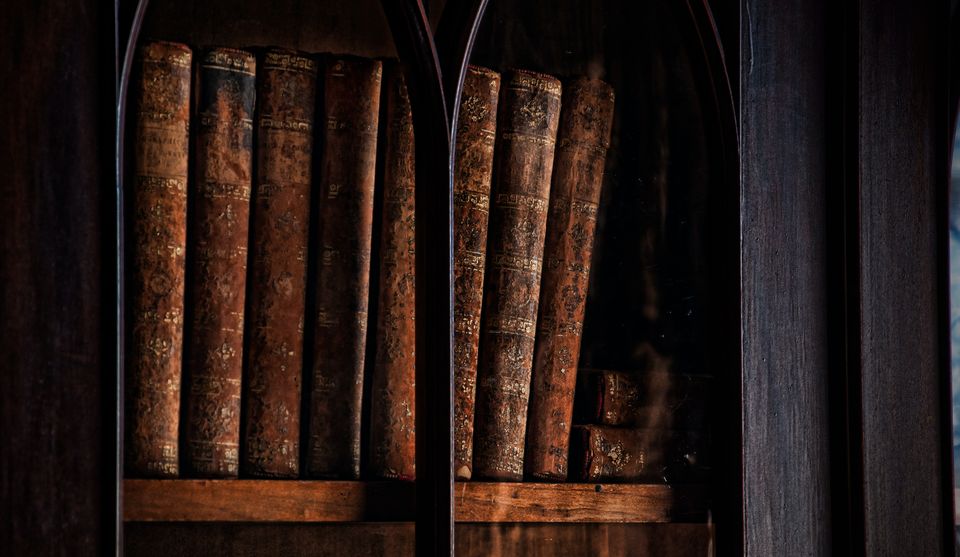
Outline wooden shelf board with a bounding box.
[123,479,707,523]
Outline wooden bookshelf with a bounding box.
[123,480,708,523]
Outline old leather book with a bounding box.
[183,48,256,478]
[570,425,704,483]
[307,56,382,479]
[241,49,317,478]
[368,64,416,481]
[125,40,191,478]
[452,65,500,481]
[472,69,562,481]
[525,77,615,481]
[574,369,710,430]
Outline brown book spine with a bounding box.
[368,65,416,480]
[184,48,256,478]
[575,369,710,429]
[125,41,192,477]
[570,425,704,482]
[525,78,615,481]
[308,57,382,479]
[453,65,501,481]
[241,49,317,478]
[473,70,562,481]
[571,425,668,482]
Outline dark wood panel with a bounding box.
[855,0,951,554]
[124,522,711,556]
[0,0,112,554]
[739,0,833,554]
[139,0,397,57]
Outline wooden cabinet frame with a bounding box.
[0,0,954,555]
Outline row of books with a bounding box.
[126,39,705,482]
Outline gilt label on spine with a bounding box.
[368,65,416,480]
[453,66,501,480]
[308,57,382,479]
[242,49,317,478]
[185,48,256,478]
[126,41,191,477]
[473,70,561,481]
[526,78,615,481]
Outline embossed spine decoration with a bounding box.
[184,48,256,478]
[242,49,316,478]
[472,70,562,481]
[525,78,615,481]
[368,65,416,480]
[453,66,501,481]
[126,40,191,477]
[308,57,382,479]
[570,425,668,482]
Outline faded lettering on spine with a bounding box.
[473,70,561,481]
[184,48,256,478]
[368,65,416,480]
[525,78,615,481]
[308,57,382,479]
[242,49,317,478]
[453,66,501,481]
[126,40,191,477]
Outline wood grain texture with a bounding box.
[124,522,711,557]
[124,480,415,522]
[739,0,832,554]
[856,1,949,554]
[122,480,707,523]
[454,482,707,523]
[0,0,110,552]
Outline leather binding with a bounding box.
[452,65,501,481]
[368,64,416,480]
[570,424,703,483]
[125,40,191,477]
[525,77,615,481]
[473,69,562,481]
[184,47,256,478]
[307,56,382,479]
[241,48,317,478]
[574,369,710,431]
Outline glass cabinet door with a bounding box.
[439,0,739,554]
[117,1,446,554]
[116,0,738,554]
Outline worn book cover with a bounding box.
[184,47,256,478]
[242,48,317,478]
[574,369,710,431]
[525,77,615,481]
[368,64,417,481]
[472,69,561,481]
[307,56,382,479]
[452,65,501,481]
[126,40,191,477]
[570,424,704,483]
